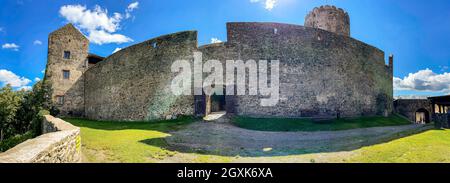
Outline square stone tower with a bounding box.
[44,24,89,116]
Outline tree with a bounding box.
[15,80,58,136]
[0,80,57,143]
[0,85,23,141]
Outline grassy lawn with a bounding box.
[64,116,450,163]
[232,114,411,132]
[345,129,450,163]
[65,116,200,163]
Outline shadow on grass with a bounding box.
[65,116,434,158]
[137,124,434,158]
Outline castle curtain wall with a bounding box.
[84,31,197,121]
[217,22,393,118]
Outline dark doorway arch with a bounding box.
[205,85,226,115]
[415,108,430,124]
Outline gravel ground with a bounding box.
[165,116,432,158]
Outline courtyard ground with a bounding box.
[65,116,450,163]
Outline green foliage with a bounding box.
[0,80,57,151]
[0,131,33,152]
[232,114,411,132]
[0,85,23,141]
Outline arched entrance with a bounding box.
[205,85,226,115]
[194,85,228,117]
[415,108,430,124]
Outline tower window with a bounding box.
[56,96,65,105]
[63,70,70,79]
[64,51,71,59]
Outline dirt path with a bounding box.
[164,115,432,161]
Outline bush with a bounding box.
[0,131,33,152]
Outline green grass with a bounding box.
[346,129,450,163]
[64,116,199,163]
[64,116,450,163]
[232,114,412,132]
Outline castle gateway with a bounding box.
[45,5,393,121]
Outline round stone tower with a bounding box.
[305,5,350,36]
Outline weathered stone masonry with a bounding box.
[45,24,88,117]
[45,5,394,121]
[198,22,393,118]
[0,115,81,163]
[84,31,198,121]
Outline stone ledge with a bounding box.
[0,115,81,163]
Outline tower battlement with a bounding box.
[305,5,350,36]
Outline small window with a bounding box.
[63,70,70,79]
[56,96,65,105]
[64,51,71,59]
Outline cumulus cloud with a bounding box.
[0,69,32,89]
[34,77,41,82]
[211,38,222,43]
[89,30,133,45]
[112,47,122,53]
[59,4,137,45]
[250,0,277,11]
[33,40,43,45]
[2,43,20,51]
[394,69,450,93]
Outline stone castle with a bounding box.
[45,5,394,121]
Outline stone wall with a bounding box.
[84,31,198,121]
[45,24,89,116]
[0,115,81,163]
[305,5,350,36]
[199,22,393,118]
[434,114,450,128]
[394,99,432,122]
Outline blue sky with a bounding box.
[0,0,449,97]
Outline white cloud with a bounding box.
[211,38,222,43]
[60,5,121,32]
[394,69,450,93]
[2,43,20,51]
[33,40,43,45]
[89,30,133,45]
[126,2,139,19]
[250,0,277,11]
[34,77,41,82]
[128,2,139,10]
[41,69,45,74]
[112,47,122,53]
[59,4,135,45]
[265,0,277,10]
[0,69,32,88]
